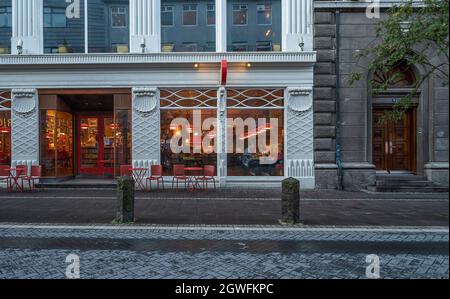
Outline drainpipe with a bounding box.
[335,10,343,190]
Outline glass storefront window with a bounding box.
[88,0,130,53]
[226,89,284,176]
[160,89,217,175]
[227,0,281,52]
[0,0,12,54]
[40,109,74,177]
[161,0,215,52]
[0,90,11,165]
[44,0,85,53]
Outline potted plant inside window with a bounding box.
[58,40,71,53]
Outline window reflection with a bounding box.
[88,1,130,53]
[228,0,281,52]
[161,110,217,176]
[0,0,12,54]
[227,109,284,176]
[44,0,85,53]
[161,0,215,52]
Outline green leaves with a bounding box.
[348,0,449,123]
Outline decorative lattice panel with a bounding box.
[287,108,313,158]
[227,89,284,108]
[160,89,217,108]
[0,90,11,110]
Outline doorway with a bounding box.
[77,115,116,177]
[372,106,417,173]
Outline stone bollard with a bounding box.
[116,176,135,223]
[281,177,300,224]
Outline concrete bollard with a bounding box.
[281,177,300,224]
[116,176,135,223]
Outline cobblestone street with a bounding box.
[0,225,448,279]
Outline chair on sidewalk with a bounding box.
[120,165,132,176]
[0,165,11,191]
[196,165,216,191]
[146,165,165,191]
[21,165,42,192]
[172,164,188,192]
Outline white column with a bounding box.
[132,87,160,169]
[11,0,43,54]
[216,0,227,52]
[282,0,313,52]
[285,87,315,189]
[217,87,227,186]
[11,88,39,170]
[130,0,160,53]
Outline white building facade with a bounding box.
[0,0,316,188]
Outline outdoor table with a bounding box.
[8,167,25,192]
[129,167,147,191]
[184,167,203,191]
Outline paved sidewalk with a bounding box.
[0,226,448,279]
[0,189,448,226]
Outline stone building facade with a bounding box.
[313,0,449,189]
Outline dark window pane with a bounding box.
[0,1,12,54]
[161,0,215,52]
[228,0,281,52]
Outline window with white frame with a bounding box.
[0,6,11,28]
[111,7,127,28]
[228,0,281,52]
[44,7,67,28]
[161,5,174,26]
[232,4,247,25]
[257,4,272,25]
[161,0,215,52]
[183,3,197,26]
[206,3,215,25]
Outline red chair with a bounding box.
[21,165,42,191]
[120,165,132,176]
[10,165,27,192]
[196,165,216,190]
[0,165,11,191]
[172,164,189,192]
[146,165,165,191]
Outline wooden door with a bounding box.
[372,107,416,173]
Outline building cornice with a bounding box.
[0,52,316,67]
[314,0,425,9]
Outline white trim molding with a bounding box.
[0,52,317,66]
[11,0,43,55]
[282,0,313,52]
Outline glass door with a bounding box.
[78,115,114,176]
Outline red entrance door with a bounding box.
[77,115,115,176]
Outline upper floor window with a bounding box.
[207,4,215,25]
[161,0,215,52]
[257,4,271,25]
[161,5,174,26]
[0,6,12,28]
[183,4,197,26]
[44,7,67,28]
[228,0,281,52]
[232,4,247,25]
[111,7,127,28]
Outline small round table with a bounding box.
[184,167,204,191]
[129,167,147,191]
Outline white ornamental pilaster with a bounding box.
[217,87,227,186]
[132,87,160,169]
[130,0,160,53]
[11,0,43,55]
[282,0,313,52]
[215,0,227,52]
[286,87,314,188]
[11,88,39,170]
